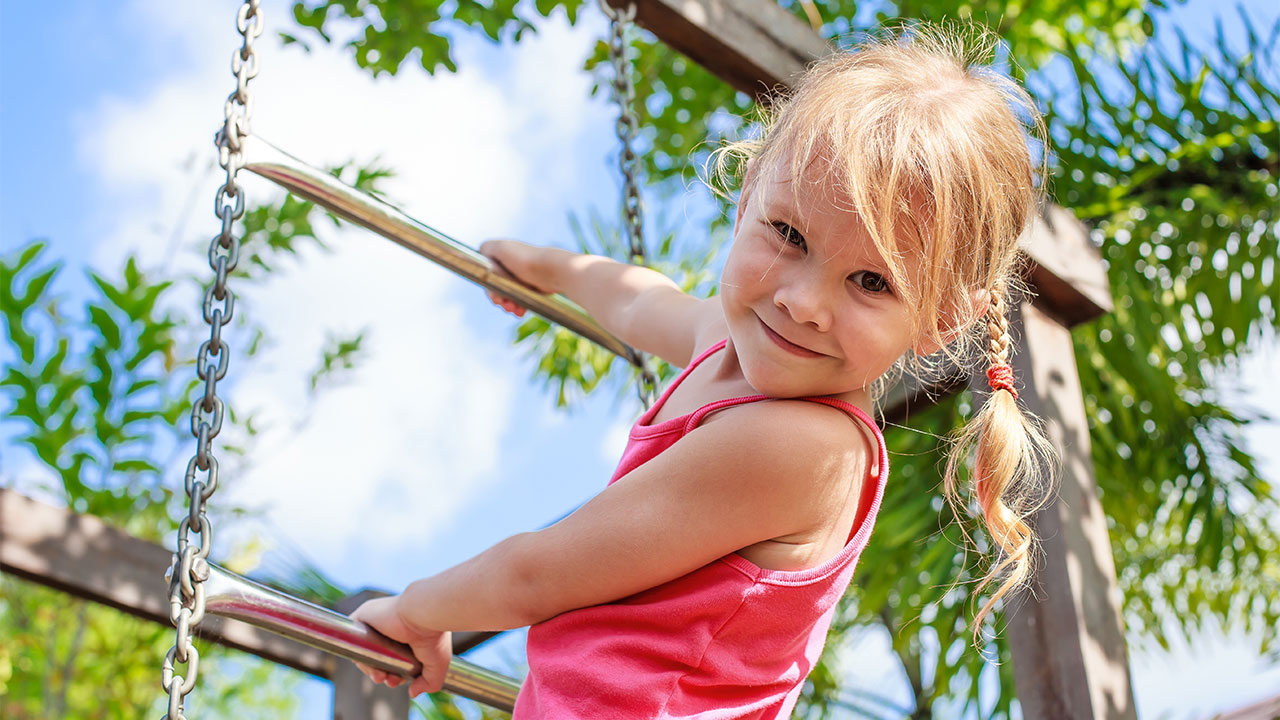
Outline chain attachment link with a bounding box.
[161,2,260,718]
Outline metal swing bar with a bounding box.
[217,135,657,713]
[201,562,522,711]
[196,133,658,714]
[239,134,645,368]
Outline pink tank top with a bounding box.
[514,340,890,719]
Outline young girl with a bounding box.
[351,25,1054,718]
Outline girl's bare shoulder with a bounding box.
[696,398,874,493]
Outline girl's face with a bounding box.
[720,162,926,402]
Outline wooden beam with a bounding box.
[0,488,335,679]
[1021,204,1113,326]
[616,0,1112,327]
[968,301,1137,719]
[605,0,829,99]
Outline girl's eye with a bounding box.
[770,222,806,250]
[851,271,890,294]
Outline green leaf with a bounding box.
[126,379,160,395]
[17,266,58,309]
[88,306,122,348]
[113,459,160,474]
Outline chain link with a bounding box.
[598,0,659,408]
[161,2,260,717]
[599,0,645,265]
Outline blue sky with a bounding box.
[1,1,1277,718]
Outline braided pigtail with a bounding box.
[943,285,1058,649]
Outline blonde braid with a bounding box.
[984,290,1019,397]
[944,287,1057,648]
[986,290,1011,365]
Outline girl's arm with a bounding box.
[479,240,717,367]
[353,400,870,692]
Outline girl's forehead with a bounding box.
[756,160,860,225]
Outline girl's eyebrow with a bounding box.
[761,195,890,274]
[761,201,809,235]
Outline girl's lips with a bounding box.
[758,316,825,358]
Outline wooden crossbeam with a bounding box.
[607,0,829,97]
[0,488,333,678]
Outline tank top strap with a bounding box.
[669,340,890,483]
[686,338,729,371]
[638,339,730,425]
[794,397,889,482]
[683,392,890,547]
[681,393,770,435]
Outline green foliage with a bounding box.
[288,0,586,75]
[0,242,185,538]
[1045,11,1280,653]
[0,576,301,719]
[310,329,369,390]
[282,0,1280,716]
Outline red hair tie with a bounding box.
[986,364,1018,398]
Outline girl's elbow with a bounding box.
[498,533,567,626]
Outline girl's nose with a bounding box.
[774,280,832,332]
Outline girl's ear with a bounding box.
[914,287,992,356]
[734,158,759,229]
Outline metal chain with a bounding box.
[161,2,261,718]
[599,0,659,408]
[599,0,645,265]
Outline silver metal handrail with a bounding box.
[240,134,644,368]
[202,563,521,711]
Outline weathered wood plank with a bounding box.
[604,0,829,98]
[1021,204,1114,326]
[0,488,335,679]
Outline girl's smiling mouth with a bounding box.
[757,315,826,358]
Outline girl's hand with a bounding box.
[478,239,557,317]
[349,595,453,697]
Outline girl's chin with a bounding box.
[740,364,817,398]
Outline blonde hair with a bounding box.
[710,23,1058,647]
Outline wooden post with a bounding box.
[333,591,411,720]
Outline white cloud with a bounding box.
[599,416,632,464]
[71,0,604,560]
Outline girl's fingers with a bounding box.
[408,671,445,697]
[490,296,527,317]
[354,662,388,685]
[354,661,413,689]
